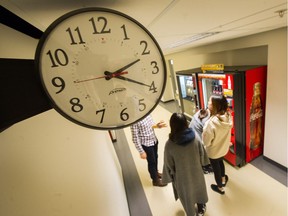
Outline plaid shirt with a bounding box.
[130,115,157,154]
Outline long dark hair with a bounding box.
[198,109,209,120]
[210,95,228,115]
[169,113,188,141]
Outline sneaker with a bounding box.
[198,203,206,216]
[211,184,225,195]
[198,211,205,216]
[203,169,209,174]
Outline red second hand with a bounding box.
[111,71,128,77]
[74,71,128,83]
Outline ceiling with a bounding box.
[1,0,287,54]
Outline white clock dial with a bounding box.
[35,8,166,129]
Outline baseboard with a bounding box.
[113,129,152,216]
[263,156,288,172]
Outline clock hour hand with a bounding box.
[104,71,150,87]
[109,59,140,75]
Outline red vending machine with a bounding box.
[197,65,267,166]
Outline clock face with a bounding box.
[35,7,167,130]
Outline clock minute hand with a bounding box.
[105,71,150,87]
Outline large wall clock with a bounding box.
[35,7,167,130]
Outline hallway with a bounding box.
[121,103,287,216]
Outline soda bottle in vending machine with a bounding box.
[249,82,263,150]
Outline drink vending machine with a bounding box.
[198,65,267,166]
[176,65,267,167]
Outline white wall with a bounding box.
[0,23,130,216]
[0,24,38,59]
[165,27,287,168]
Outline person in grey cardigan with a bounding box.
[162,113,208,216]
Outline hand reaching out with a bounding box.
[158,120,167,128]
[154,120,167,129]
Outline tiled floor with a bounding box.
[123,102,287,216]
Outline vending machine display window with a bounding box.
[176,69,200,120]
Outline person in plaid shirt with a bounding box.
[130,114,167,187]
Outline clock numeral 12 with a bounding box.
[89,17,111,34]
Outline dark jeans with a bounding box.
[142,141,158,181]
[209,157,225,187]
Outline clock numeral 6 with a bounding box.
[120,108,129,121]
[47,49,69,67]
[70,98,83,112]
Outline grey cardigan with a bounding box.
[162,129,208,216]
